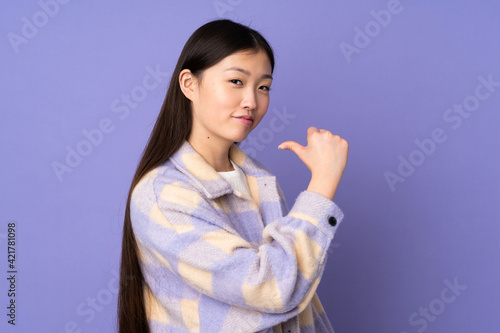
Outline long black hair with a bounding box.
[117,19,274,332]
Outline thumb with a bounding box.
[278,141,306,158]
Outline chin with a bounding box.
[231,137,247,144]
[229,131,251,143]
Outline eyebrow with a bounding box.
[224,66,273,80]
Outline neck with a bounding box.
[188,134,234,172]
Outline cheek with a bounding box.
[199,81,229,106]
[252,107,269,129]
[210,86,240,110]
[257,96,270,116]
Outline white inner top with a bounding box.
[217,160,252,198]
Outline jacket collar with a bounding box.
[169,140,274,199]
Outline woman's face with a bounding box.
[186,50,273,146]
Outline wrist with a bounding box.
[307,178,338,201]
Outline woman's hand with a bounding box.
[279,127,349,201]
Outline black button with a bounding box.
[328,216,337,226]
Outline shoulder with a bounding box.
[129,160,235,233]
[131,160,205,208]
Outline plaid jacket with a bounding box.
[130,140,344,332]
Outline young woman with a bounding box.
[118,19,348,333]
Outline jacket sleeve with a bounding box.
[130,172,344,314]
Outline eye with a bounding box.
[259,85,271,92]
[230,79,243,85]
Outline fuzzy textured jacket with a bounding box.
[130,140,344,332]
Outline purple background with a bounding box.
[1,1,499,332]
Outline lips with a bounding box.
[234,115,254,126]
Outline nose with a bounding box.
[241,88,257,111]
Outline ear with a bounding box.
[179,69,198,101]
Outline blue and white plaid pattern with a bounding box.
[130,140,344,332]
